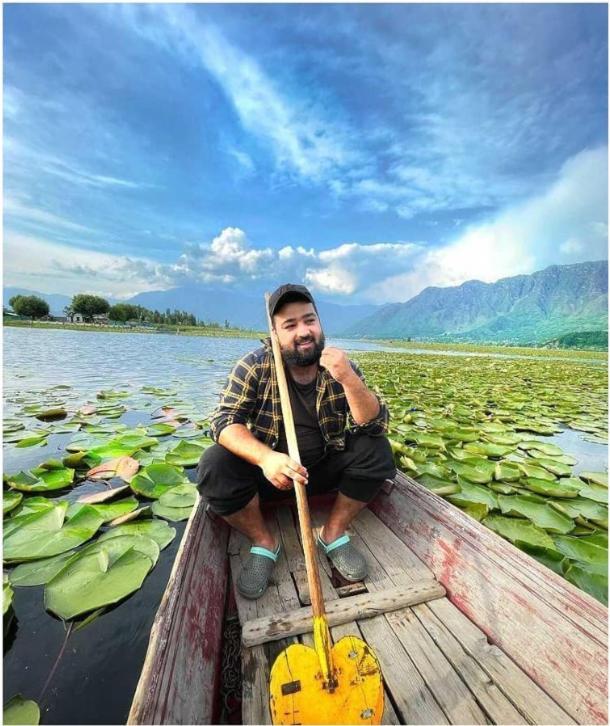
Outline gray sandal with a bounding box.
[237,544,280,600]
[317,533,368,582]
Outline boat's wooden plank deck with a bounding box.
[233,501,574,725]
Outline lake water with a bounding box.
[2,326,607,723]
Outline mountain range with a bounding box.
[343,260,608,344]
[4,259,607,344]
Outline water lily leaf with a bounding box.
[579,472,608,488]
[164,441,205,468]
[548,498,608,521]
[109,506,152,527]
[96,389,130,400]
[44,541,155,620]
[553,535,608,565]
[3,695,40,725]
[114,432,158,450]
[489,482,519,495]
[483,432,523,446]
[444,428,479,443]
[63,451,88,468]
[171,426,204,439]
[146,423,177,437]
[3,491,23,516]
[77,484,130,504]
[516,463,556,482]
[448,479,498,508]
[578,484,608,504]
[414,474,459,496]
[398,455,417,472]
[521,477,581,498]
[464,442,514,458]
[35,408,67,422]
[404,432,446,449]
[10,551,78,587]
[68,497,139,523]
[461,503,489,521]
[6,466,74,492]
[3,419,24,434]
[79,404,97,415]
[86,456,139,482]
[15,435,48,449]
[130,463,189,499]
[517,440,565,457]
[4,503,104,563]
[483,515,556,549]
[151,500,193,522]
[526,456,573,477]
[448,459,495,484]
[497,495,574,534]
[99,519,176,550]
[563,562,608,605]
[494,461,521,482]
[158,484,198,508]
[415,462,451,480]
[4,574,14,615]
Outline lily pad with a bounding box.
[10,550,78,587]
[6,466,75,492]
[164,439,211,467]
[45,539,156,619]
[3,491,23,516]
[579,472,608,487]
[563,562,608,605]
[521,477,581,498]
[86,456,139,482]
[3,696,40,725]
[415,474,459,496]
[99,519,176,550]
[497,495,574,534]
[158,484,198,508]
[518,440,565,457]
[448,478,498,508]
[4,503,104,563]
[151,500,194,522]
[483,514,556,549]
[553,535,608,565]
[68,497,139,524]
[494,461,521,482]
[130,463,189,499]
[448,459,495,484]
[578,484,608,504]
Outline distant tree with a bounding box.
[11,295,49,320]
[9,295,24,311]
[108,303,141,322]
[71,294,110,321]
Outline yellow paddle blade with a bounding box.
[269,635,384,725]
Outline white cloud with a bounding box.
[364,146,608,302]
[3,232,175,298]
[4,196,94,234]
[6,147,606,303]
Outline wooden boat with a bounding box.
[128,472,608,725]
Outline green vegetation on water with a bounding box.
[351,349,608,605]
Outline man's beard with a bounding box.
[281,332,326,367]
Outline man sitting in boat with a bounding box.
[197,283,396,599]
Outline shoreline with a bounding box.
[3,320,607,358]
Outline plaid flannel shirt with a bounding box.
[209,338,389,452]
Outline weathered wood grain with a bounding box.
[128,503,228,725]
[371,473,607,724]
[242,581,444,646]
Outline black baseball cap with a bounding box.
[268,283,317,317]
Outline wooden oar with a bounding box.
[265,292,384,725]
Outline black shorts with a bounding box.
[196,431,396,516]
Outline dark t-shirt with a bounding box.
[276,373,326,467]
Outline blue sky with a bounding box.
[4,3,608,304]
